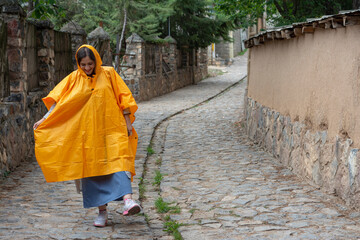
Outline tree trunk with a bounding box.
[115,8,127,72]
[354,0,360,9]
[27,0,34,18]
[115,34,120,69]
[192,49,196,84]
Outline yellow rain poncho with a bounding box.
[34,45,138,183]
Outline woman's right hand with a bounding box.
[33,118,46,130]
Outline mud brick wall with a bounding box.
[244,16,360,208]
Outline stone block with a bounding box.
[49,49,55,58]
[42,30,55,48]
[39,81,49,87]
[348,149,359,187]
[15,116,23,127]
[39,72,50,81]
[7,37,21,47]
[22,57,27,72]
[7,48,21,72]
[312,160,322,185]
[39,64,50,72]
[38,48,47,57]
[5,93,23,102]
[9,80,23,92]
[38,56,50,64]
[6,18,20,38]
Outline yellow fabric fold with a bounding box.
[34,45,138,183]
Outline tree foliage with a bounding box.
[167,0,236,49]
[20,0,65,19]
[128,0,175,41]
[21,0,237,51]
[214,0,354,28]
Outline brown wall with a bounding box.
[248,25,360,147]
[246,24,360,207]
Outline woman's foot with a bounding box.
[123,199,141,216]
[94,209,108,227]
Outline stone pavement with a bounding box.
[0,54,246,240]
[158,79,360,239]
[4,50,360,239]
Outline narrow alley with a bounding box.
[2,53,360,239]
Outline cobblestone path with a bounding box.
[3,51,360,240]
[0,55,246,239]
[158,80,360,240]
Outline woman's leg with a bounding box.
[98,204,107,211]
[94,204,108,227]
[123,194,132,200]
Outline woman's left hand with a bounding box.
[124,114,133,136]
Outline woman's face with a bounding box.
[80,56,95,76]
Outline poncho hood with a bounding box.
[75,44,103,78]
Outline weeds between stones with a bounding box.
[164,215,183,240]
[138,177,146,201]
[146,146,155,155]
[189,209,197,214]
[152,170,163,187]
[155,197,181,214]
[2,170,11,180]
[238,49,247,56]
[155,157,162,166]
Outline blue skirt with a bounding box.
[81,171,133,208]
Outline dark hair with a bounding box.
[76,47,96,67]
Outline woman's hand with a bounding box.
[124,114,133,136]
[33,118,46,130]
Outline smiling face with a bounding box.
[80,56,95,76]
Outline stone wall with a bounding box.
[0,19,8,100]
[232,29,246,56]
[0,1,77,177]
[122,33,208,101]
[1,1,29,175]
[213,29,247,66]
[215,38,231,63]
[245,96,360,207]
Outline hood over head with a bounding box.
[75,44,103,77]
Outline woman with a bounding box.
[33,45,140,227]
